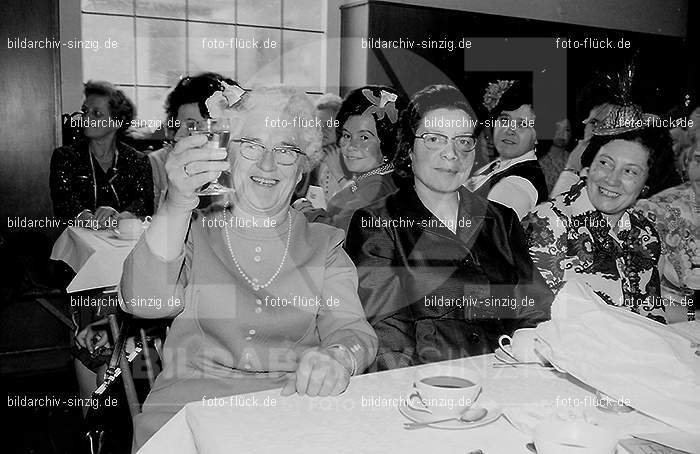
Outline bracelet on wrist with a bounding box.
[326,344,357,376]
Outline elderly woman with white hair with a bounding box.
[120,86,377,449]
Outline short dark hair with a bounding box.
[394,84,481,179]
[488,79,533,126]
[581,127,676,196]
[84,80,135,135]
[336,85,407,162]
[164,72,238,128]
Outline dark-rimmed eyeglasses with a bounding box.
[415,132,476,153]
[232,138,305,166]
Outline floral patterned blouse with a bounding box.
[524,180,666,323]
[635,184,700,290]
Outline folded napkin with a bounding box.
[534,281,700,434]
[504,403,600,437]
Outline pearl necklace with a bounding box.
[223,208,293,291]
[349,162,394,193]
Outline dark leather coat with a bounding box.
[345,185,553,370]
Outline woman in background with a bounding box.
[310,93,345,201]
[549,103,615,197]
[466,79,548,219]
[50,80,153,227]
[296,85,407,233]
[538,118,573,193]
[636,144,700,322]
[50,80,153,416]
[149,72,241,209]
[525,104,672,324]
[346,84,552,371]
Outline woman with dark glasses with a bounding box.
[345,84,552,371]
[50,80,153,228]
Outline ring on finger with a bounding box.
[183,164,192,177]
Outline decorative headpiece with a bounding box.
[205,81,246,119]
[361,89,399,123]
[483,80,515,113]
[593,63,658,136]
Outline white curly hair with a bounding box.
[228,86,324,173]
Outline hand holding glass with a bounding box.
[188,118,232,196]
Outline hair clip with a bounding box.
[206,82,246,119]
[483,80,515,113]
[362,89,399,123]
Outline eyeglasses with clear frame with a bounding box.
[414,132,477,154]
[231,138,305,166]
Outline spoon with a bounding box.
[403,406,488,429]
[526,441,588,451]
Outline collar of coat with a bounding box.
[386,184,505,263]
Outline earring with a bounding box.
[640,185,650,198]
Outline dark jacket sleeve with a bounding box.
[50,146,88,221]
[306,177,396,233]
[120,150,154,216]
[345,208,415,370]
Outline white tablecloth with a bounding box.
[139,353,684,454]
[50,227,139,293]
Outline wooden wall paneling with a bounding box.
[0,0,61,238]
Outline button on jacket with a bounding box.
[120,206,377,448]
[345,185,553,371]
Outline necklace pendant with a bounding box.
[252,283,260,291]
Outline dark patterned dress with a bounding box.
[524,180,666,323]
[50,138,154,221]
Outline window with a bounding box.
[80,0,326,125]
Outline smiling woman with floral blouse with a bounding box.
[524,104,674,324]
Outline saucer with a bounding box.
[494,347,555,369]
[495,346,518,364]
[398,400,503,430]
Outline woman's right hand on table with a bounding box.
[164,134,230,208]
[280,347,351,397]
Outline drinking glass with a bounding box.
[189,118,232,196]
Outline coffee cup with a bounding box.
[407,365,482,418]
[115,218,143,240]
[498,328,547,364]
